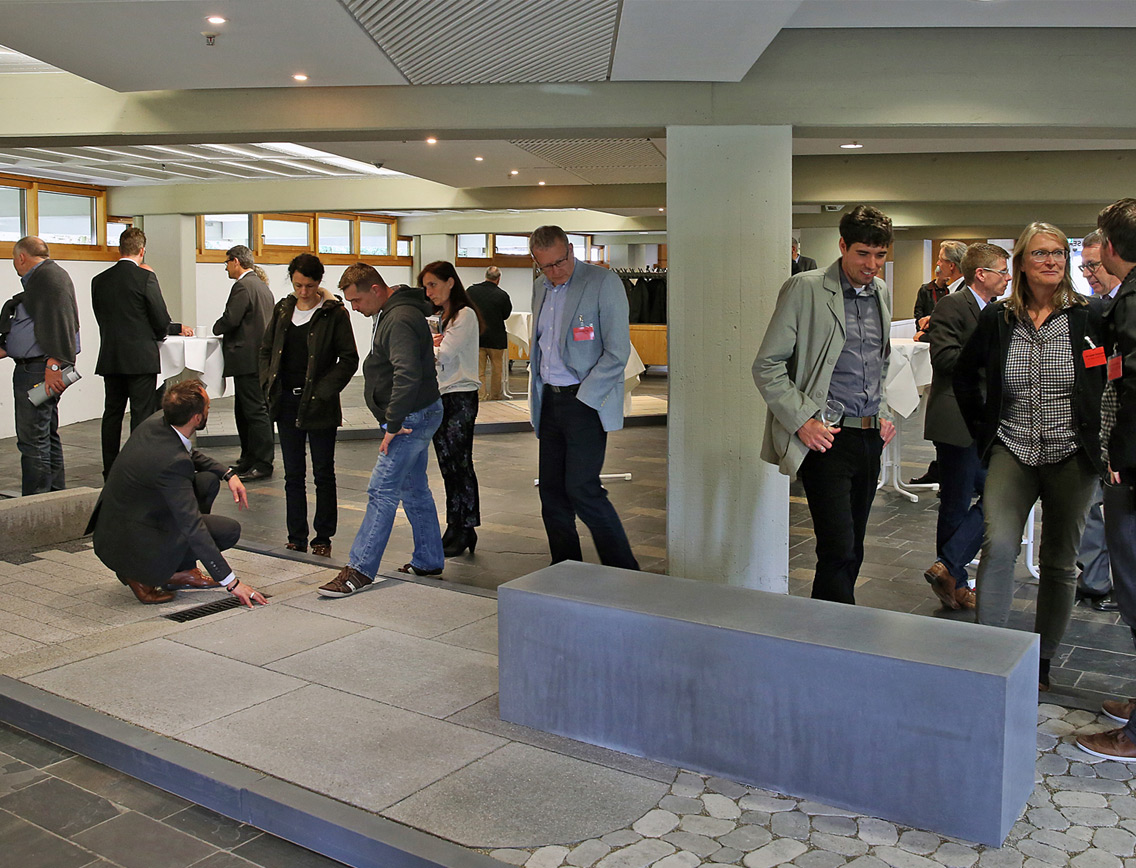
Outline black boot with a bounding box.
[441,525,458,549]
[444,527,477,558]
[1039,657,1051,692]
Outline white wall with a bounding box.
[455,264,534,314]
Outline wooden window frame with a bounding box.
[0,174,117,261]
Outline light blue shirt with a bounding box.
[968,285,988,310]
[535,271,580,386]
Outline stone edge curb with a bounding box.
[0,675,505,868]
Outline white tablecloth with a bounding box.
[506,312,532,355]
[885,338,932,418]
[159,336,226,397]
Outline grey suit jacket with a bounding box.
[924,287,982,447]
[529,259,631,435]
[87,413,233,584]
[754,259,892,477]
[214,271,274,376]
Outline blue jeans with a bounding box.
[934,441,986,588]
[13,360,65,495]
[347,401,444,580]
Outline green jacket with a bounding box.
[752,259,892,477]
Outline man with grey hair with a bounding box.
[791,237,818,275]
[214,244,274,479]
[2,236,80,494]
[466,264,513,400]
[529,225,638,569]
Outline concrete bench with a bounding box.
[0,487,100,556]
[498,562,1037,846]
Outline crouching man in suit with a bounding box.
[86,379,268,607]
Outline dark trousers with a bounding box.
[232,372,274,471]
[1102,482,1136,742]
[13,360,64,496]
[537,386,638,570]
[277,393,338,549]
[797,427,884,604]
[934,441,986,588]
[101,373,160,477]
[432,390,480,529]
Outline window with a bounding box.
[318,217,353,255]
[203,214,250,250]
[396,236,413,258]
[457,234,489,258]
[360,221,391,256]
[0,185,25,242]
[262,217,310,247]
[38,190,96,245]
[106,220,131,249]
[494,234,530,256]
[589,246,605,262]
[567,234,587,251]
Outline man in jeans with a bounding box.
[319,263,444,597]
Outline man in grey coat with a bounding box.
[214,245,274,479]
[754,206,896,604]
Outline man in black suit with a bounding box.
[2,236,80,494]
[922,243,1010,610]
[790,237,818,275]
[214,245,274,479]
[466,265,513,400]
[87,379,267,607]
[91,227,188,478]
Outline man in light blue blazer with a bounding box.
[529,225,638,569]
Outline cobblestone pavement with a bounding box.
[486,705,1136,868]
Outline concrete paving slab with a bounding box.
[383,742,669,849]
[181,683,506,813]
[284,580,497,639]
[434,615,499,655]
[171,604,368,666]
[267,625,498,718]
[25,638,306,733]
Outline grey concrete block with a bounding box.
[499,562,1038,847]
[0,487,100,555]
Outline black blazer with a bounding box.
[953,300,1105,473]
[924,287,982,447]
[466,281,513,349]
[214,271,274,376]
[86,413,233,584]
[792,256,818,275]
[1102,273,1136,475]
[91,260,174,376]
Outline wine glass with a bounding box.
[820,399,845,430]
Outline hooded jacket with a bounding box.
[363,286,439,432]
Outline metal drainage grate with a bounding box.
[163,595,270,622]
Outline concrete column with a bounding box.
[666,125,792,591]
[415,234,455,275]
[139,214,197,327]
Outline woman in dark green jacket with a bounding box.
[259,254,359,557]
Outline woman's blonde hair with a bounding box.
[1005,222,1085,322]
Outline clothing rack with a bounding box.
[612,268,668,279]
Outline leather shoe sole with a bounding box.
[924,562,960,610]
[167,567,219,590]
[1077,728,1136,761]
[125,580,176,604]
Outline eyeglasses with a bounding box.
[1026,249,1068,262]
[534,253,572,274]
[978,267,1010,277]
[1079,261,1103,273]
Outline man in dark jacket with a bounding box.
[3,236,80,495]
[91,227,187,478]
[214,245,274,479]
[466,265,513,400]
[318,263,444,597]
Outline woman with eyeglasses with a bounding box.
[259,254,359,557]
[954,222,1105,691]
[419,260,485,558]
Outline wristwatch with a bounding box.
[48,363,61,372]
[222,468,236,481]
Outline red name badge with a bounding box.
[572,325,595,341]
[1084,347,1107,367]
[1109,353,1124,381]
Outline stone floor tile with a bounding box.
[71,811,217,868]
[1070,851,1123,868]
[707,777,750,799]
[1016,839,1067,866]
[434,614,498,655]
[654,852,700,868]
[46,755,192,819]
[186,852,262,868]
[25,638,305,734]
[1095,826,1136,857]
[384,742,668,849]
[1099,763,1136,783]
[231,832,349,867]
[0,808,100,868]
[633,809,680,837]
[1029,828,1091,853]
[671,772,706,798]
[703,793,742,820]
[604,831,645,847]
[812,831,868,857]
[0,723,74,768]
[170,603,367,665]
[875,847,940,868]
[1060,806,1120,827]
[494,849,533,866]
[795,852,848,868]
[0,753,48,796]
[1049,776,1129,795]
[266,625,497,718]
[527,844,571,868]
[976,851,1023,868]
[183,683,504,813]
[718,826,773,852]
[660,795,704,815]
[1112,796,1136,820]
[567,839,612,868]
[741,794,797,813]
[741,838,808,868]
[1037,755,1069,776]
[1055,791,1109,808]
[679,814,735,838]
[595,839,675,868]
[858,818,899,846]
[741,810,772,827]
[664,830,722,857]
[0,776,121,837]
[711,846,744,863]
[799,801,860,817]
[813,816,858,836]
[162,804,263,850]
[931,842,978,868]
[770,812,810,840]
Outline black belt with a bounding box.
[546,383,579,395]
[13,355,47,364]
[840,414,880,430]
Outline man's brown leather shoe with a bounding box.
[1102,698,1136,724]
[1077,728,1136,761]
[125,580,176,604]
[924,561,959,610]
[167,567,219,589]
[954,586,977,610]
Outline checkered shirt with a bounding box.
[1101,381,1118,469]
[997,311,1078,467]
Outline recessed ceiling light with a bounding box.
[658,208,665,212]
[426,137,438,144]
[538,181,546,186]
[292,73,308,82]
[840,141,864,149]
[474,156,484,161]
[510,170,519,176]
[206,15,227,24]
